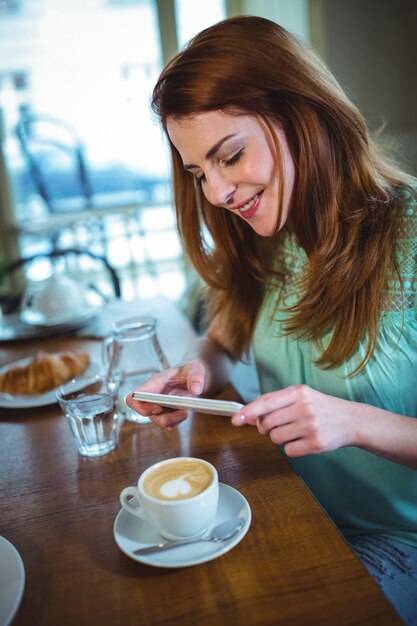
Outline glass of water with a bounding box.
[57,375,119,457]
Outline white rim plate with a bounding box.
[20,307,97,328]
[113,482,251,568]
[0,536,25,626]
[0,357,101,409]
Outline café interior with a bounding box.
[0,1,416,625]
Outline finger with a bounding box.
[255,404,299,435]
[232,385,309,426]
[164,375,188,388]
[231,412,249,427]
[283,438,312,457]
[125,395,154,416]
[266,423,299,446]
[140,366,182,392]
[167,387,194,397]
[246,386,311,421]
[150,409,189,429]
[232,402,293,429]
[184,361,205,396]
[126,367,184,415]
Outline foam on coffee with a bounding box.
[143,459,213,501]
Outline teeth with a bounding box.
[239,193,260,213]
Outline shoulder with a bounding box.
[393,185,417,248]
[383,185,417,319]
[395,186,417,253]
[394,184,417,224]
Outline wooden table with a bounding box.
[0,300,402,625]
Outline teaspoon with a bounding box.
[133,516,245,555]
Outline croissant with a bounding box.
[0,351,90,394]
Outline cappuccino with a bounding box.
[120,457,219,540]
[143,458,213,501]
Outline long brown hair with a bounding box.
[152,16,416,371]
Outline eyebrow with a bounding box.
[183,134,237,171]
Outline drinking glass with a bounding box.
[57,375,118,457]
[103,316,169,424]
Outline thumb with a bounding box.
[185,361,205,396]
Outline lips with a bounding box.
[235,191,263,219]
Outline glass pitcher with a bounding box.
[103,316,169,424]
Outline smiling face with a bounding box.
[167,110,295,237]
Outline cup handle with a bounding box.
[120,486,146,519]
[20,288,34,312]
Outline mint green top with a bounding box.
[253,193,417,547]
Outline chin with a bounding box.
[247,218,278,237]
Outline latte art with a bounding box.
[143,459,213,501]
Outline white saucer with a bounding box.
[20,307,97,328]
[0,312,96,342]
[113,483,251,568]
[0,536,25,626]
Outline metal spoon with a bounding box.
[133,517,246,555]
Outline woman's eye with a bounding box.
[223,149,244,167]
[195,173,206,184]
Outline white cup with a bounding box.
[119,457,219,540]
[22,275,89,321]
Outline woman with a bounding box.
[127,16,417,622]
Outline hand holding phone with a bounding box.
[131,391,243,417]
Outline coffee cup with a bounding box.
[119,457,219,540]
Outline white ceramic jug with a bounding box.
[21,274,90,324]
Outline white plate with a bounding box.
[132,391,244,416]
[114,482,251,568]
[0,536,25,626]
[0,357,101,409]
[20,307,97,328]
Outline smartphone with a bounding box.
[131,391,243,417]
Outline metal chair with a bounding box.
[15,112,95,214]
[15,111,160,214]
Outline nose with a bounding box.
[203,171,237,207]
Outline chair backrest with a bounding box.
[2,247,121,313]
[15,113,94,213]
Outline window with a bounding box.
[175,0,225,47]
[0,0,226,307]
[0,0,23,14]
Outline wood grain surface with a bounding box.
[0,307,403,625]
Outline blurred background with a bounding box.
[0,0,416,323]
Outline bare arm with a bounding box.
[353,402,417,468]
[182,319,236,395]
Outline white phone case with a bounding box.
[131,391,243,416]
